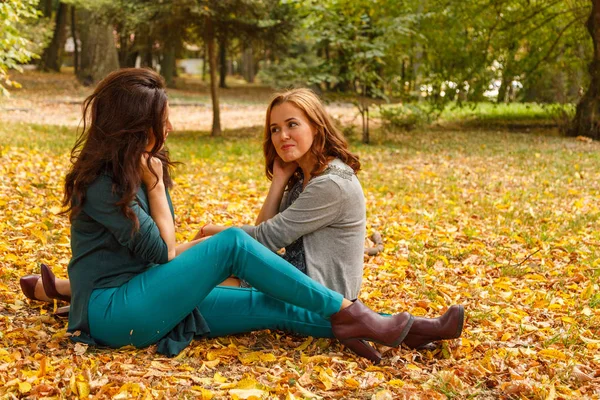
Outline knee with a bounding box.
[218,227,249,244]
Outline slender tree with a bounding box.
[205,14,221,136]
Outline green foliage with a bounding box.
[0,0,45,95]
[440,102,576,123]
[379,103,431,131]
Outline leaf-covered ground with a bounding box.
[1,74,600,399]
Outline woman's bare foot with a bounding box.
[34,276,71,302]
[33,278,52,302]
[55,278,71,297]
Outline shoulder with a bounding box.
[312,159,358,189]
[320,159,355,181]
[86,174,115,197]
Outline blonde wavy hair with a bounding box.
[263,88,360,188]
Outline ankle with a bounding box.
[34,279,51,302]
[339,298,353,311]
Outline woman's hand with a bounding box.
[193,223,228,240]
[272,157,298,182]
[193,223,211,240]
[141,153,164,188]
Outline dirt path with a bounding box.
[0,71,360,131]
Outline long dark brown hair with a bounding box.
[62,68,174,231]
[263,88,360,188]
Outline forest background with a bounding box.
[0,0,599,398]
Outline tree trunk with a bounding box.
[206,17,221,136]
[363,105,370,144]
[570,0,600,140]
[497,73,511,104]
[142,34,153,68]
[40,2,68,72]
[117,27,138,68]
[413,1,425,102]
[76,9,119,86]
[71,6,79,75]
[219,34,228,89]
[202,42,207,81]
[41,0,52,17]
[242,45,255,83]
[161,36,177,88]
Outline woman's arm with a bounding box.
[255,157,298,224]
[194,224,228,239]
[142,156,176,261]
[175,237,208,255]
[242,177,345,251]
[194,158,298,240]
[255,176,288,224]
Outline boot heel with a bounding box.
[340,339,382,364]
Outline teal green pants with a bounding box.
[88,228,342,348]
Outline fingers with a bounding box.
[140,154,164,186]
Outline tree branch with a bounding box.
[524,15,586,77]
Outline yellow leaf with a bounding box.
[259,353,276,363]
[406,364,422,371]
[581,283,594,300]
[235,377,259,389]
[345,378,360,388]
[117,383,141,397]
[229,388,268,399]
[295,337,313,351]
[316,366,334,390]
[214,372,227,383]
[300,354,329,364]
[387,379,405,387]
[70,374,77,394]
[238,352,261,365]
[192,387,214,400]
[372,389,394,400]
[285,391,297,400]
[538,349,567,361]
[203,358,220,368]
[76,381,90,399]
[18,381,32,394]
[561,316,577,325]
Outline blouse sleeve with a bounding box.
[83,176,169,264]
[241,177,343,251]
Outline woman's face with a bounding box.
[269,102,316,164]
[145,103,172,152]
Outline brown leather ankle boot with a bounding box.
[402,305,464,349]
[330,300,414,362]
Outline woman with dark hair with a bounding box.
[18,68,438,363]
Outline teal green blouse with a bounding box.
[67,174,209,355]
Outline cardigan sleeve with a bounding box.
[83,176,169,264]
[241,177,343,251]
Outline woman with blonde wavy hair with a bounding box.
[200,88,464,351]
[203,88,366,299]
